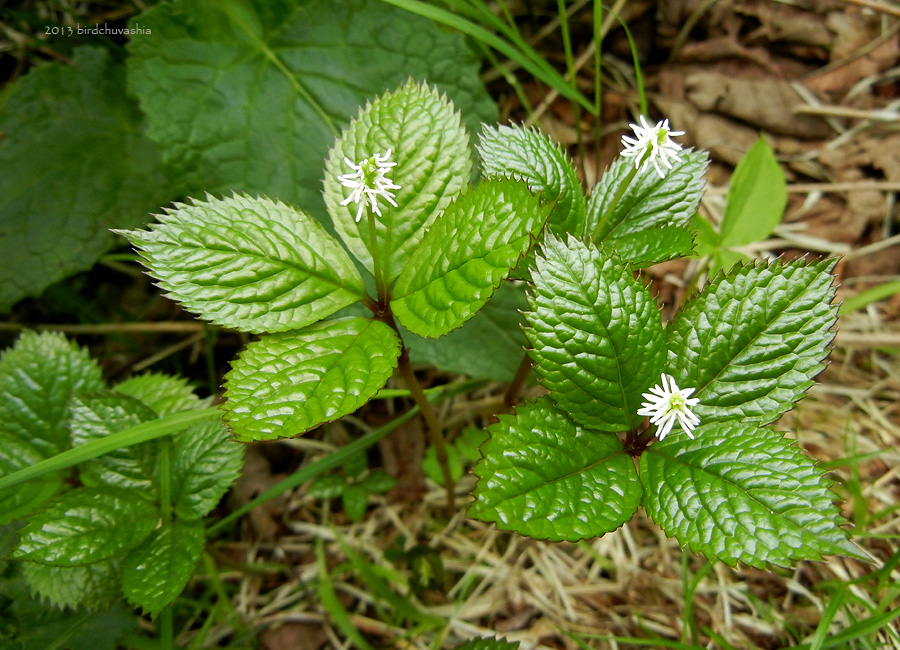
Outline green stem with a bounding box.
[503,353,532,407]
[159,438,173,523]
[396,348,455,514]
[366,207,387,302]
[160,605,174,650]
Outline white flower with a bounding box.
[637,373,700,441]
[337,149,401,222]
[620,115,685,178]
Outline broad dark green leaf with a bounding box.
[5,595,134,650]
[122,520,206,617]
[666,258,838,425]
[15,488,158,566]
[127,0,495,218]
[0,331,104,456]
[342,485,369,523]
[478,124,586,236]
[403,282,529,382]
[525,236,666,432]
[171,418,245,520]
[392,179,551,338]
[309,474,347,500]
[22,559,121,611]
[115,372,206,416]
[0,433,61,526]
[471,397,642,541]
[719,137,787,248]
[224,317,401,441]
[324,80,472,282]
[641,422,865,568]
[359,470,396,494]
[602,223,695,269]
[0,47,170,311]
[69,392,159,493]
[119,194,366,333]
[585,150,707,265]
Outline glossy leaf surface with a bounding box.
[224,317,401,440]
[641,422,864,568]
[0,331,104,456]
[471,397,642,541]
[0,434,61,526]
[478,124,585,235]
[392,179,551,338]
[115,373,206,416]
[324,80,472,282]
[525,236,666,432]
[120,194,366,333]
[666,259,837,425]
[122,520,206,617]
[15,488,158,566]
[22,559,121,611]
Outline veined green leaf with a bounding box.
[324,80,472,282]
[119,194,366,333]
[666,258,838,425]
[403,281,529,382]
[391,179,551,338]
[171,418,244,520]
[0,331,104,456]
[22,559,122,611]
[525,236,666,432]
[586,150,707,265]
[719,137,786,248]
[115,373,206,416]
[471,396,642,541]
[603,223,695,269]
[122,520,206,618]
[0,46,170,311]
[69,392,160,493]
[478,124,586,236]
[641,422,865,568]
[0,433,61,526]
[15,488,159,566]
[127,0,495,217]
[224,317,401,441]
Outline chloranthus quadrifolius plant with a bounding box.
[470,116,867,569]
[118,80,553,443]
[0,331,243,617]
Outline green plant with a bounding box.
[0,331,243,628]
[694,136,788,273]
[309,452,397,523]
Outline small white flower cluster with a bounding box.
[338,149,401,222]
[637,373,700,441]
[620,115,685,178]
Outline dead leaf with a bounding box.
[261,622,328,650]
[685,71,833,138]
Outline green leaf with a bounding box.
[525,236,666,432]
[359,470,397,494]
[15,488,159,566]
[586,150,708,265]
[22,559,121,611]
[224,317,401,441]
[127,0,495,218]
[5,598,134,650]
[324,80,472,282]
[403,282,529,382]
[478,124,586,236]
[342,484,370,523]
[309,474,347,500]
[171,418,245,520]
[719,137,787,248]
[601,223,695,269]
[122,520,206,618]
[666,258,838,426]
[471,397,642,541]
[692,214,718,258]
[69,392,160,493]
[0,46,170,312]
[0,433,61,526]
[0,331,105,456]
[391,179,551,338]
[423,445,463,486]
[115,373,205,416]
[118,194,366,333]
[641,422,865,568]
